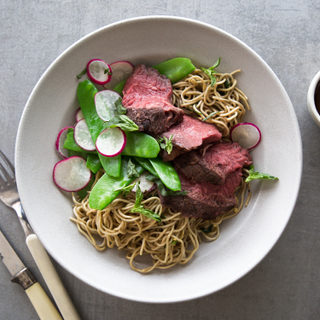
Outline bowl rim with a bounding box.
[307,70,320,127]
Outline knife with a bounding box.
[0,229,62,320]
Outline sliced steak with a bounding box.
[159,169,242,220]
[159,115,222,161]
[122,64,184,135]
[173,142,252,184]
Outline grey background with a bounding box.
[0,0,319,319]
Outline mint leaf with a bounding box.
[114,182,136,197]
[114,98,127,115]
[201,57,221,87]
[245,165,279,183]
[158,134,173,154]
[110,115,139,132]
[127,158,139,179]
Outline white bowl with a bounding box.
[307,70,320,127]
[15,16,302,303]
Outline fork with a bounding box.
[0,150,81,320]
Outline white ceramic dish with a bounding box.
[15,16,302,303]
[307,70,320,127]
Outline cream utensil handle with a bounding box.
[25,282,63,320]
[26,234,81,320]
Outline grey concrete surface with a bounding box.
[0,1,319,319]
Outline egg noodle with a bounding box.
[70,68,252,273]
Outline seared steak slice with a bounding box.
[122,64,184,135]
[173,142,252,184]
[159,115,222,161]
[159,169,242,220]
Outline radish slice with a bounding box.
[55,126,74,158]
[104,61,134,89]
[230,122,261,149]
[53,156,92,192]
[132,172,155,193]
[96,127,126,157]
[87,59,112,85]
[95,90,122,121]
[75,108,84,122]
[74,119,95,151]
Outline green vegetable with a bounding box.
[77,79,121,177]
[114,182,136,197]
[110,115,139,132]
[76,67,87,80]
[158,135,173,154]
[77,174,95,200]
[130,182,161,222]
[113,57,196,95]
[134,157,158,177]
[127,158,139,178]
[148,157,181,191]
[89,157,144,210]
[114,98,127,114]
[86,154,102,174]
[245,165,279,183]
[122,132,160,158]
[63,130,96,154]
[202,111,220,122]
[201,57,221,86]
[146,173,187,197]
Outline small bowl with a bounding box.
[307,70,320,127]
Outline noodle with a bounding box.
[172,68,250,137]
[70,66,252,273]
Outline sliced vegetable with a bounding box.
[245,165,278,183]
[89,157,144,210]
[53,156,91,192]
[86,59,112,85]
[122,131,160,158]
[95,90,122,121]
[64,129,96,154]
[134,157,158,177]
[75,108,84,122]
[55,126,74,158]
[77,174,95,200]
[132,172,155,193]
[230,122,262,150]
[104,61,134,89]
[113,57,196,95]
[74,119,96,151]
[95,127,126,157]
[149,157,181,191]
[100,155,121,177]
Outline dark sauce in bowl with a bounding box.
[315,81,320,114]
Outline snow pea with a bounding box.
[134,157,158,177]
[77,79,121,177]
[122,131,160,158]
[149,157,181,191]
[113,57,196,95]
[86,154,102,174]
[64,130,97,154]
[89,157,144,210]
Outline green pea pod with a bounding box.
[64,131,97,154]
[86,154,102,174]
[149,157,181,191]
[89,157,144,210]
[77,79,121,177]
[113,57,196,95]
[77,174,95,200]
[134,157,158,177]
[122,131,160,158]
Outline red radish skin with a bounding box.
[95,127,126,157]
[55,126,74,158]
[104,61,134,89]
[87,59,112,85]
[230,122,261,150]
[74,119,96,151]
[53,156,92,192]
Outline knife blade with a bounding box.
[0,229,63,320]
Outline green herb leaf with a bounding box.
[202,111,220,121]
[224,79,231,88]
[200,225,213,234]
[171,240,178,246]
[201,57,221,87]
[127,158,140,179]
[114,98,127,115]
[77,67,87,80]
[110,115,139,132]
[245,165,279,183]
[114,182,136,197]
[130,182,161,222]
[104,67,112,75]
[146,174,187,197]
[158,134,173,154]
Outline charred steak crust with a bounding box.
[122,64,184,135]
[173,142,253,185]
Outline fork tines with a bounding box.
[0,150,15,181]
